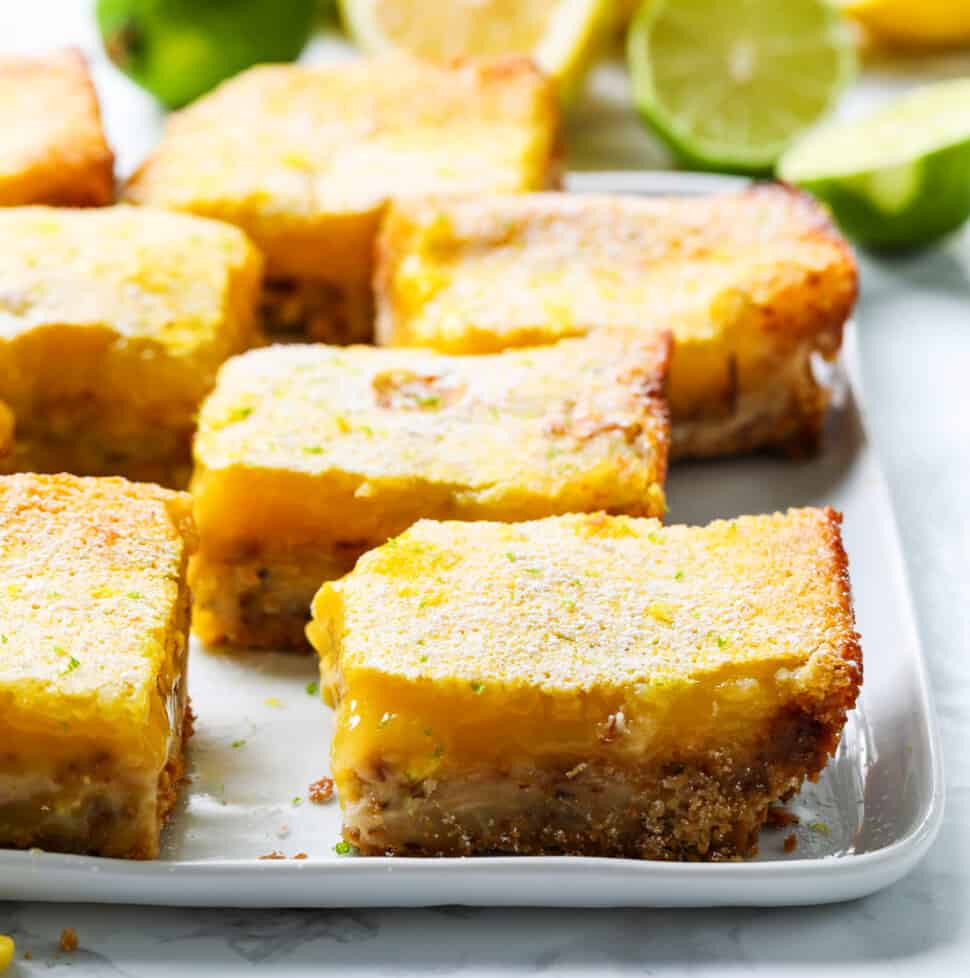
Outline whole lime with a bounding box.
[97,0,317,109]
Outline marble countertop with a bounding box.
[2,5,969,975]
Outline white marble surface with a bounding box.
[2,4,970,974]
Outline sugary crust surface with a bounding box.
[192,331,670,550]
[125,56,560,283]
[0,49,114,206]
[376,184,857,456]
[0,474,197,743]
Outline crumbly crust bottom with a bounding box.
[671,344,829,460]
[191,544,365,650]
[260,277,374,344]
[340,707,843,861]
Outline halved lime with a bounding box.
[780,80,970,249]
[627,0,856,175]
[339,0,614,100]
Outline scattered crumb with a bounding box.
[293,852,308,860]
[23,951,31,961]
[783,833,798,853]
[809,821,831,835]
[0,935,14,972]
[309,776,335,804]
[258,850,286,860]
[277,824,290,839]
[264,697,283,708]
[766,806,799,829]
[59,928,78,953]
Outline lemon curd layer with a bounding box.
[309,510,862,858]
[376,186,858,458]
[0,474,196,859]
[0,206,263,485]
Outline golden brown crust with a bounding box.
[0,49,114,206]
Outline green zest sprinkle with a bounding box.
[1,634,7,643]
[229,406,252,422]
[524,567,541,576]
[53,644,66,656]
[505,552,518,561]
[334,841,355,855]
[419,653,428,663]
[305,681,319,696]
[675,571,685,581]
[418,394,441,408]
[126,591,142,600]
[48,590,62,599]
[716,636,730,648]
[62,656,80,676]
[810,821,830,835]
[292,796,302,806]
[470,681,486,695]
[647,532,660,543]
[231,739,246,749]
[302,445,324,455]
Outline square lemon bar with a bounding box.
[124,55,560,344]
[0,205,263,487]
[376,185,858,459]
[309,508,861,860]
[0,474,196,859]
[0,49,114,206]
[191,331,670,649]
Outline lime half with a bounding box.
[780,80,970,249]
[628,0,855,175]
[339,0,614,100]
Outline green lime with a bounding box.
[97,0,317,110]
[627,0,855,175]
[780,79,970,249]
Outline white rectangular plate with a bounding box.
[0,172,943,908]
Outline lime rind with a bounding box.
[627,0,856,175]
[792,139,970,249]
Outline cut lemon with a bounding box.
[780,79,970,249]
[339,0,614,99]
[838,0,970,49]
[628,0,856,174]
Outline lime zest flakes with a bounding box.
[231,739,246,749]
[418,653,429,663]
[524,567,541,576]
[62,656,81,676]
[716,635,731,649]
[675,570,685,581]
[228,405,252,423]
[334,840,357,855]
[0,634,7,643]
[302,445,324,455]
[53,644,66,657]
[647,531,661,544]
[126,591,142,600]
[305,681,319,696]
[505,551,518,561]
[809,821,830,835]
[417,393,441,409]
[469,681,487,695]
[292,796,303,806]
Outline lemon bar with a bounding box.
[309,508,861,860]
[0,49,114,206]
[191,331,670,649]
[125,55,560,343]
[0,205,263,487]
[376,185,858,459]
[0,474,196,859]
